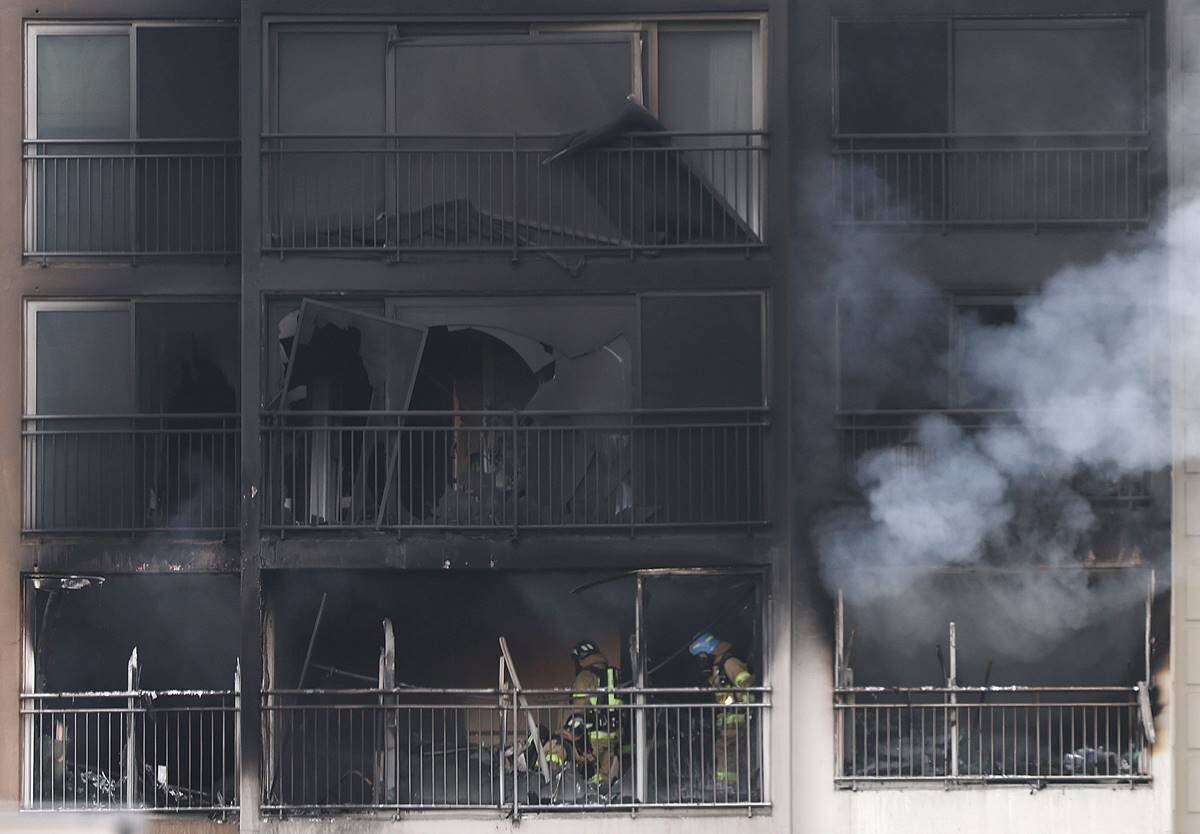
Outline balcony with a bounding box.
[835,410,1153,506]
[260,131,766,256]
[832,133,1149,229]
[23,139,241,259]
[834,684,1150,786]
[22,414,240,535]
[22,689,239,812]
[260,409,768,533]
[262,685,768,813]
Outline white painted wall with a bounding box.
[836,784,1169,834]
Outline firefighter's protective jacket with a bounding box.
[572,652,622,740]
[706,641,754,704]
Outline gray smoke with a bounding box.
[814,201,1200,667]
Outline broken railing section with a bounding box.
[22,414,240,534]
[831,132,1149,228]
[260,130,767,255]
[260,637,768,814]
[833,609,1154,787]
[21,650,240,813]
[835,410,1154,506]
[260,409,768,532]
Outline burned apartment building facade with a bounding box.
[0,0,1194,832]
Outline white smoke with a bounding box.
[815,203,1197,665]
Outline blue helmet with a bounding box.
[689,632,720,657]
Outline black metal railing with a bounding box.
[835,685,1150,785]
[832,133,1149,228]
[260,131,766,255]
[262,686,769,814]
[22,414,240,534]
[835,410,1153,505]
[22,690,239,812]
[260,409,768,532]
[24,139,241,258]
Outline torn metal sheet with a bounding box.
[525,336,631,413]
[548,98,757,245]
[388,299,633,360]
[280,299,428,412]
[446,325,556,374]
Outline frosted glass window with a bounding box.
[392,37,633,133]
[276,30,387,134]
[658,29,754,133]
[34,308,132,414]
[954,19,1145,133]
[36,34,130,139]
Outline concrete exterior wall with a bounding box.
[1171,0,1199,830]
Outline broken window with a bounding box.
[24,300,239,532]
[264,297,663,530]
[26,23,239,255]
[261,569,766,812]
[23,575,240,811]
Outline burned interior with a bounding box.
[828,277,1171,787]
[261,570,766,812]
[261,294,767,532]
[23,575,240,812]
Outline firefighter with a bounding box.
[689,632,755,787]
[569,639,622,786]
[510,724,569,778]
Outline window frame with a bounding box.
[25,297,241,417]
[263,15,768,135]
[24,299,135,417]
[25,20,240,142]
[831,13,1150,137]
[636,289,769,410]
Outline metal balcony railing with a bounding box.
[23,139,241,258]
[21,690,240,812]
[261,686,768,814]
[835,410,1153,505]
[832,133,1150,228]
[834,685,1150,785]
[261,409,768,533]
[260,131,766,255]
[22,414,240,534]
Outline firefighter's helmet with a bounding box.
[572,639,601,664]
[689,632,720,657]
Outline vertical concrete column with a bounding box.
[239,4,264,832]
[1172,3,1200,832]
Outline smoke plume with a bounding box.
[814,202,1200,667]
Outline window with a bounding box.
[834,16,1145,136]
[835,21,948,135]
[25,23,239,256]
[263,19,766,252]
[639,292,766,409]
[835,294,1018,412]
[832,16,1149,226]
